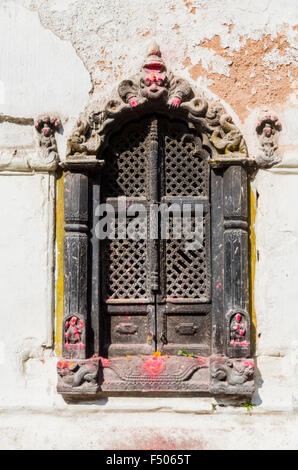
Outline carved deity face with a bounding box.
[42,126,52,136]
[140,53,168,100]
[263,123,273,137]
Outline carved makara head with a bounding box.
[140,41,168,100]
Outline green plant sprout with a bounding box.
[177,349,197,358]
[241,401,256,414]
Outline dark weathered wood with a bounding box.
[89,174,101,356]
[210,168,225,354]
[223,165,250,358]
[59,121,254,394]
[149,118,159,294]
[57,42,256,395]
[63,171,89,359]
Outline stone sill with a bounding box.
[57,356,255,397]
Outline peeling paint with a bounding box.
[21,0,297,121]
[184,33,297,120]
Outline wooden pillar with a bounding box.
[61,160,103,359]
[223,164,250,358]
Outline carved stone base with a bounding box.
[210,357,255,395]
[57,359,100,394]
[57,356,255,396]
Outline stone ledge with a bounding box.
[0,149,59,172]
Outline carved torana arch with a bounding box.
[66,41,250,164]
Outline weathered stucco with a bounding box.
[22,0,297,121]
[0,0,297,449]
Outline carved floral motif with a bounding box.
[99,355,208,392]
[35,115,61,166]
[256,114,282,167]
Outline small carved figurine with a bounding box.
[256,114,282,167]
[65,316,84,345]
[35,115,61,165]
[118,41,192,109]
[67,116,101,158]
[211,114,247,158]
[230,312,247,343]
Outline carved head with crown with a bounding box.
[139,41,169,101]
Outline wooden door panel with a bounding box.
[103,304,155,356]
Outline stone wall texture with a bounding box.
[0,0,297,449]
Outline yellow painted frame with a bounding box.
[55,170,64,356]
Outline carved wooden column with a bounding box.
[223,164,250,358]
[210,160,254,395]
[61,160,104,360]
[57,159,103,394]
[63,170,89,359]
[149,117,159,294]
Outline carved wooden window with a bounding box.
[58,43,255,396]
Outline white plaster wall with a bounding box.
[0,173,57,407]
[0,408,297,450]
[0,0,92,159]
[254,171,298,356]
[0,0,297,450]
[0,0,91,119]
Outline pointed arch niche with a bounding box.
[57,43,256,396]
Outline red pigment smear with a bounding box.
[142,356,165,377]
[101,358,110,367]
[57,361,68,369]
[196,356,206,365]
[144,63,164,72]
